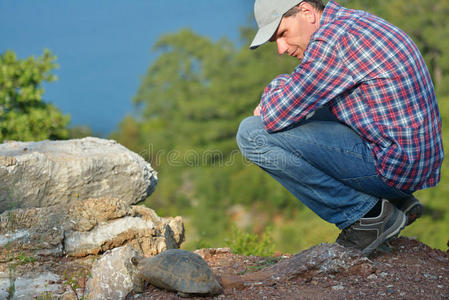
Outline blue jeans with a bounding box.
[236,107,411,229]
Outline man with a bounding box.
[236,0,443,256]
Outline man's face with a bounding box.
[271,5,319,60]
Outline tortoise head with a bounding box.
[131,255,154,272]
[131,256,142,267]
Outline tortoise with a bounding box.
[131,249,223,297]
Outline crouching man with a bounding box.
[236,0,443,256]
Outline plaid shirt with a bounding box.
[259,1,443,192]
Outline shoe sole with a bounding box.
[402,201,423,226]
[361,210,407,256]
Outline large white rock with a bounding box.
[0,137,157,212]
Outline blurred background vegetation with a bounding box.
[1,0,448,253]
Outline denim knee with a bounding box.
[236,116,271,161]
[237,116,261,147]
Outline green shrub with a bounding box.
[228,225,275,257]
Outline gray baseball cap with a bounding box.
[250,0,303,49]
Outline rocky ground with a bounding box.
[2,237,448,299]
[131,237,449,300]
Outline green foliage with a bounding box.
[16,252,36,264]
[113,2,449,253]
[0,49,70,142]
[274,208,340,254]
[110,28,302,251]
[109,115,142,153]
[228,225,275,257]
[128,28,298,156]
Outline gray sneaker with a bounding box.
[336,199,407,256]
[397,195,423,226]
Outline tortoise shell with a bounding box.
[132,249,222,296]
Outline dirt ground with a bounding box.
[3,236,447,299]
[132,237,449,300]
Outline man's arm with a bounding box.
[259,40,354,132]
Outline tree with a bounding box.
[109,115,142,154]
[0,50,70,142]
[113,28,310,249]
[132,28,299,156]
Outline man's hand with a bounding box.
[253,104,261,116]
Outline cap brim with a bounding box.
[249,17,282,49]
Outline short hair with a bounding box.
[284,0,325,17]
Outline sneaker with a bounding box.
[397,195,423,226]
[336,199,407,256]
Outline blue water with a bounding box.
[0,0,254,136]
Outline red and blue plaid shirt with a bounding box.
[259,1,443,192]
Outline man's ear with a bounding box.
[298,2,318,24]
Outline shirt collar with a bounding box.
[319,0,342,27]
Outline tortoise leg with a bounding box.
[176,292,192,298]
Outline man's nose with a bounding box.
[276,39,288,55]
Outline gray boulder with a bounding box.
[0,197,185,261]
[0,137,157,213]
